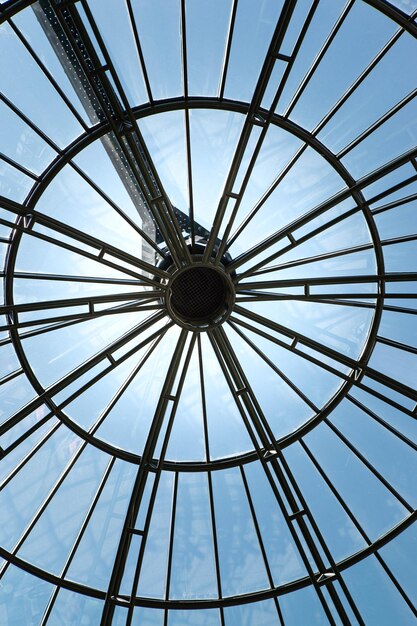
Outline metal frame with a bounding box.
[1,0,417,624]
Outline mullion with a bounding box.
[374,552,417,618]
[125,0,154,104]
[234,304,417,402]
[180,0,195,245]
[337,88,417,159]
[207,471,226,626]
[228,320,319,412]
[101,329,190,626]
[324,419,414,512]
[39,456,116,626]
[197,334,211,462]
[0,304,160,349]
[240,465,284,625]
[202,0,299,263]
[282,0,355,118]
[8,17,89,131]
[163,471,179,626]
[218,0,238,99]
[238,272,417,289]
[0,92,61,153]
[227,146,417,275]
[0,151,39,180]
[10,272,144,285]
[184,109,195,246]
[376,334,417,356]
[208,328,340,626]
[346,394,417,453]
[372,191,417,216]
[76,0,191,266]
[0,367,23,386]
[235,292,379,303]
[214,0,320,263]
[69,160,167,259]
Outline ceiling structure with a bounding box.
[0,0,417,624]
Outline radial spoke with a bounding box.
[1,201,168,285]
[0,311,170,437]
[218,0,238,99]
[227,145,417,277]
[209,326,350,624]
[125,0,153,103]
[228,320,319,412]
[233,305,417,401]
[202,0,300,263]
[0,291,163,316]
[26,0,189,266]
[100,329,192,625]
[0,298,163,333]
[226,19,410,251]
[282,0,356,118]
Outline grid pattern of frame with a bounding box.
[1,0,417,625]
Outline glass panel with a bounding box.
[304,423,408,540]
[137,470,174,599]
[224,599,280,626]
[0,425,82,551]
[0,21,84,146]
[0,564,54,626]
[380,523,417,607]
[186,0,232,96]
[17,445,109,574]
[0,99,56,174]
[212,466,270,596]
[168,609,221,626]
[132,0,182,99]
[85,0,148,106]
[280,586,332,626]
[46,589,104,626]
[200,333,254,459]
[283,442,366,561]
[169,472,218,599]
[224,0,284,102]
[343,555,416,626]
[244,461,307,585]
[66,458,137,588]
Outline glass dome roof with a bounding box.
[1,0,417,624]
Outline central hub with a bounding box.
[171,266,226,319]
[166,262,235,330]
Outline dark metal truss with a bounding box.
[0,0,417,625]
